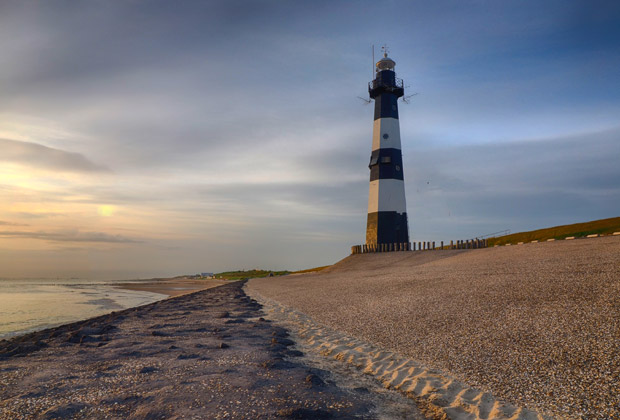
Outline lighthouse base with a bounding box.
[366,211,409,246]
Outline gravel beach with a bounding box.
[0,281,424,419]
[247,236,620,419]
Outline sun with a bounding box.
[97,205,116,217]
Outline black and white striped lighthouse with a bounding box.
[366,49,409,246]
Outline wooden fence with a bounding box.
[351,239,488,255]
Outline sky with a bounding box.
[1,0,619,279]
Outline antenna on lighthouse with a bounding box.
[402,93,419,104]
[371,44,375,77]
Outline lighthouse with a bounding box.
[366,49,409,247]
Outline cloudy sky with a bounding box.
[1,0,619,279]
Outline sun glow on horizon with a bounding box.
[97,205,117,217]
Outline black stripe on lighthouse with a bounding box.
[366,212,409,244]
[368,148,404,181]
[374,93,399,120]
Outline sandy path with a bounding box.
[246,236,620,419]
[1,281,424,419]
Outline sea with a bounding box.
[0,278,167,340]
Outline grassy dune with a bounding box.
[292,265,331,274]
[488,216,620,246]
[215,269,290,280]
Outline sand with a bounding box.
[115,277,229,297]
[0,281,425,419]
[246,236,620,419]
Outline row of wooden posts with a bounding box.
[350,238,489,254]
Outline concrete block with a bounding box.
[586,234,598,238]
[531,240,538,243]
[565,236,575,240]
[517,242,523,245]
[547,239,555,242]
[614,232,620,236]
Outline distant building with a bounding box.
[200,272,214,278]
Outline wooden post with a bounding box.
[441,241,444,249]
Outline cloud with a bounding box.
[403,127,620,239]
[0,220,29,226]
[0,229,140,244]
[0,138,108,172]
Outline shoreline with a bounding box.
[0,281,426,419]
[113,276,230,297]
[0,277,230,341]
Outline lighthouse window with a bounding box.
[369,155,379,166]
[382,133,389,139]
[381,156,392,164]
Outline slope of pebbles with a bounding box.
[0,281,400,419]
[247,236,620,419]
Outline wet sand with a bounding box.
[116,277,229,297]
[247,236,620,419]
[0,281,425,419]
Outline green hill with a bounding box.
[214,269,290,280]
[487,217,620,246]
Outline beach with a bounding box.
[247,236,620,419]
[115,277,230,297]
[0,276,227,341]
[0,281,424,419]
[2,236,618,419]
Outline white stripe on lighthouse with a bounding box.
[367,179,407,213]
[372,117,402,151]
